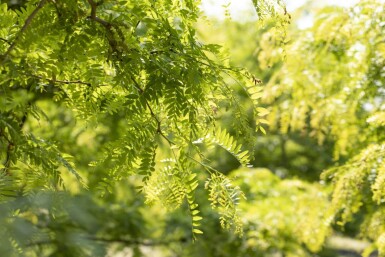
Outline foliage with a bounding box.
[0,0,272,255]
[257,0,385,255]
[139,167,330,257]
[3,0,385,256]
[196,13,334,181]
[198,0,385,255]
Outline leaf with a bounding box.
[192,216,203,221]
[193,229,203,234]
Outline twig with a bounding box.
[32,74,92,86]
[86,236,187,246]
[0,37,11,45]
[17,72,95,88]
[52,79,91,86]
[27,236,187,247]
[186,154,217,175]
[132,20,140,35]
[1,0,47,64]
[130,75,175,145]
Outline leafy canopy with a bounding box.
[259,1,385,255]
[0,0,276,255]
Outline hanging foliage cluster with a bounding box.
[259,1,385,255]
[0,0,282,255]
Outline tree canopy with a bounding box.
[1,0,385,257]
[0,0,268,255]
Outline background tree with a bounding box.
[255,0,385,255]
[198,0,385,256]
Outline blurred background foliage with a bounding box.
[1,0,385,256]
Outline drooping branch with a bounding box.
[0,0,47,64]
[130,75,175,145]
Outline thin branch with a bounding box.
[16,72,99,88]
[53,79,91,86]
[132,20,140,35]
[1,0,47,64]
[130,75,175,145]
[27,236,187,247]
[186,154,218,175]
[86,0,130,56]
[0,37,11,45]
[87,0,112,28]
[86,236,187,246]
[86,0,112,29]
[32,74,92,86]
[86,0,170,145]
[130,75,144,94]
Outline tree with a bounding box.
[198,0,385,256]
[6,1,384,257]
[0,0,274,256]
[258,0,385,255]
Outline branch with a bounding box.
[132,20,140,36]
[0,0,47,64]
[130,75,175,145]
[87,0,97,19]
[86,236,187,246]
[16,72,95,88]
[27,236,187,247]
[86,0,129,55]
[52,79,91,86]
[32,74,92,87]
[86,0,112,29]
[88,4,111,28]
[0,37,11,45]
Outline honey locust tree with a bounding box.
[256,0,385,255]
[0,0,280,256]
[197,1,385,255]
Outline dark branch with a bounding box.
[32,74,92,87]
[15,73,93,88]
[130,75,144,94]
[0,0,47,64]
[0,37,11,45]
[53,79,91,86]
[86,0,111,28]
[86,0,129,55]
[87,0,97,19]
